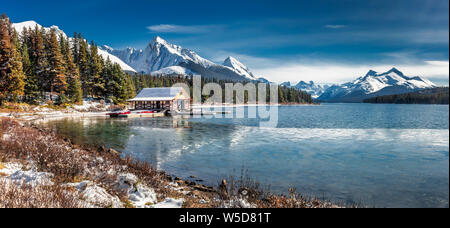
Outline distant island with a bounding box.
[363,87,449,105]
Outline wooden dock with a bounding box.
[109,110,166,119]
[171,110,231,116]
[121,112,166,118]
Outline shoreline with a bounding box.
[0,102,321,122]
[0,117,342,208]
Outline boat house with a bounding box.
[127,87,191,111]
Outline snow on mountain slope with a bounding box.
[104,36,214,74]
[13,21,136,73]
[294,81,329,99]
[223,56,257,80]
[13,21,67,38]
[96,49,136,73]
[318,68,436,102]
[104,36,259,81]
[150,66,194,76]
[351,68,435,93]
[280,81,329,99]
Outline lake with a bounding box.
[43,103,449,208]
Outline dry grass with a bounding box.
[0,180,83,208]
[0,117,197,207]
[0,117,344,208]
[217,169,343,208]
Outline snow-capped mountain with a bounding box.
[12,21,136,73]
[223,56,257,80]
[318,68,436,102]
[294,81,329,99]
[102,36,258,81]
[280,81,329,99]
[13,21,67,39]
[103,36,214,74]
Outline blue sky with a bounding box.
[4,0,449,84]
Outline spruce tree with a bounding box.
[77,35,90,96]
[22,41,39,103]
[30,24,48,98]
[72,32,79,64]
[89,41,104,98]
[125,74,136,100]
[61,35,82,104]
[46,29,66,102]
[0,14,25,106]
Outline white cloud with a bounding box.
[147,24,220,33]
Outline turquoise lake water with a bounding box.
[45,103,449,208]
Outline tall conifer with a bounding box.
[46,29,66,101]
[0,14,25,105]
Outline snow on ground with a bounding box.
[116,173,158,208]
[8,169,54,187]
[151,198,184,208]
[0,162,54,187]
[72,100,110,112]
[66,181,123,208]
[219,198,257,208]
[0,163,23,176]
[0,163,185,208]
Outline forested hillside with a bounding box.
[363,87,449,104]
[131,74,314,104]
[0,14,136,106]
[1,14,312,106]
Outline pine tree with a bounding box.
[61,35,82,104]
[22,41,39,103]
[46,29,66,102]
[0,14,25,106]
[125,74,136,100]
[112,63,128,103]
[72,32,79,64]
[89,41,104,98]
[30,24,48,98]
[77,34,90,96]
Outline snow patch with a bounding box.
[0,163,23,176]
[0,162,54,187]
[117,173,158,208]
[72,100,109,112]
[81,184,123,208]
[219,198,257,208]
[151,198,184,208]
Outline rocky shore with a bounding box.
[0,117,342,208]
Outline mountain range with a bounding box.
[101,36,261,82]
[12,21,438,102]
[317,68,436,102]
[280,81,330,99]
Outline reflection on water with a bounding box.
[44,104,449,208]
